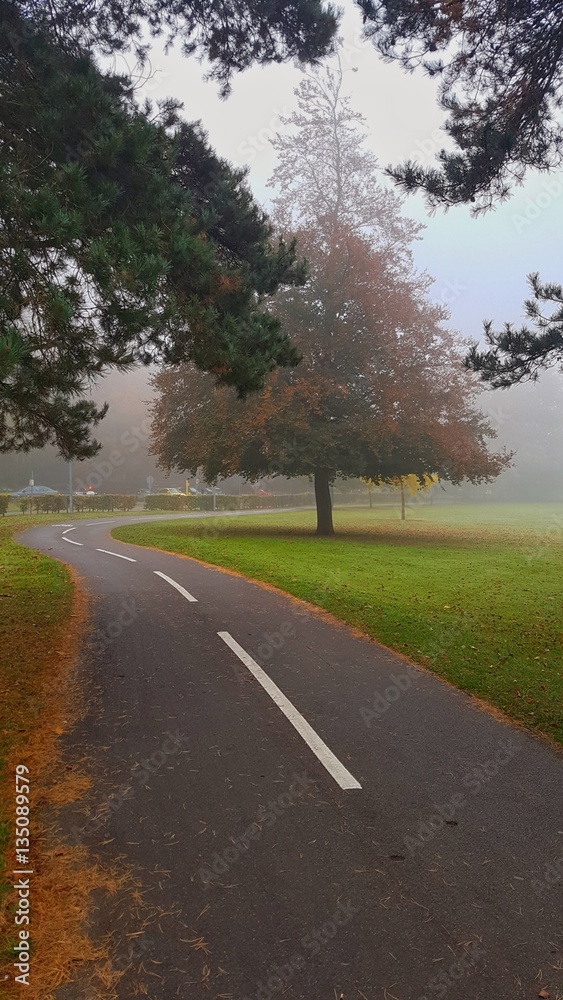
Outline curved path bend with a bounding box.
[23,515,563,1000]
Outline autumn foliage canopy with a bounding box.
[151,65,510,533]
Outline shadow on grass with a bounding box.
[150,518,548,552]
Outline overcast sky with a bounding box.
[129,0,563,345]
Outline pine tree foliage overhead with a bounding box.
[465,275,563,388]
[10,0,338,93]
[0,0,337,457]
[356,0,563,387]
[358,0,563,213]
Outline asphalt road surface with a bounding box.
[23,515,563,1000]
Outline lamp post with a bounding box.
[68,460,73,515]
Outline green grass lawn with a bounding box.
[0,518,74,946]
[113,503,563,746]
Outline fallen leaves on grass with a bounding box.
[0,559,139,999]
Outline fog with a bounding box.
[2,361,561,501]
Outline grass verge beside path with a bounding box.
[0,519,127,999]
[0,519,73,970]
[113,503,563,746]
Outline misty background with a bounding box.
[2,1,561,499]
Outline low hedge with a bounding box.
[144,494,192,511]
[6,490,384,516]
[33,494,71,513]
[69,494,137,512]
[16,495,67,514]
[16,494,137,514]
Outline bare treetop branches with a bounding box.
[269,60,422,263]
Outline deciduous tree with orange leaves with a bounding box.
[150,63,510,534]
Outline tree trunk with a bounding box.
[400,480,406,521]
[314,469,335,536]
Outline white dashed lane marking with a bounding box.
[153,571,198,603]
[217,631,362,791]
[96,548,137,562]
